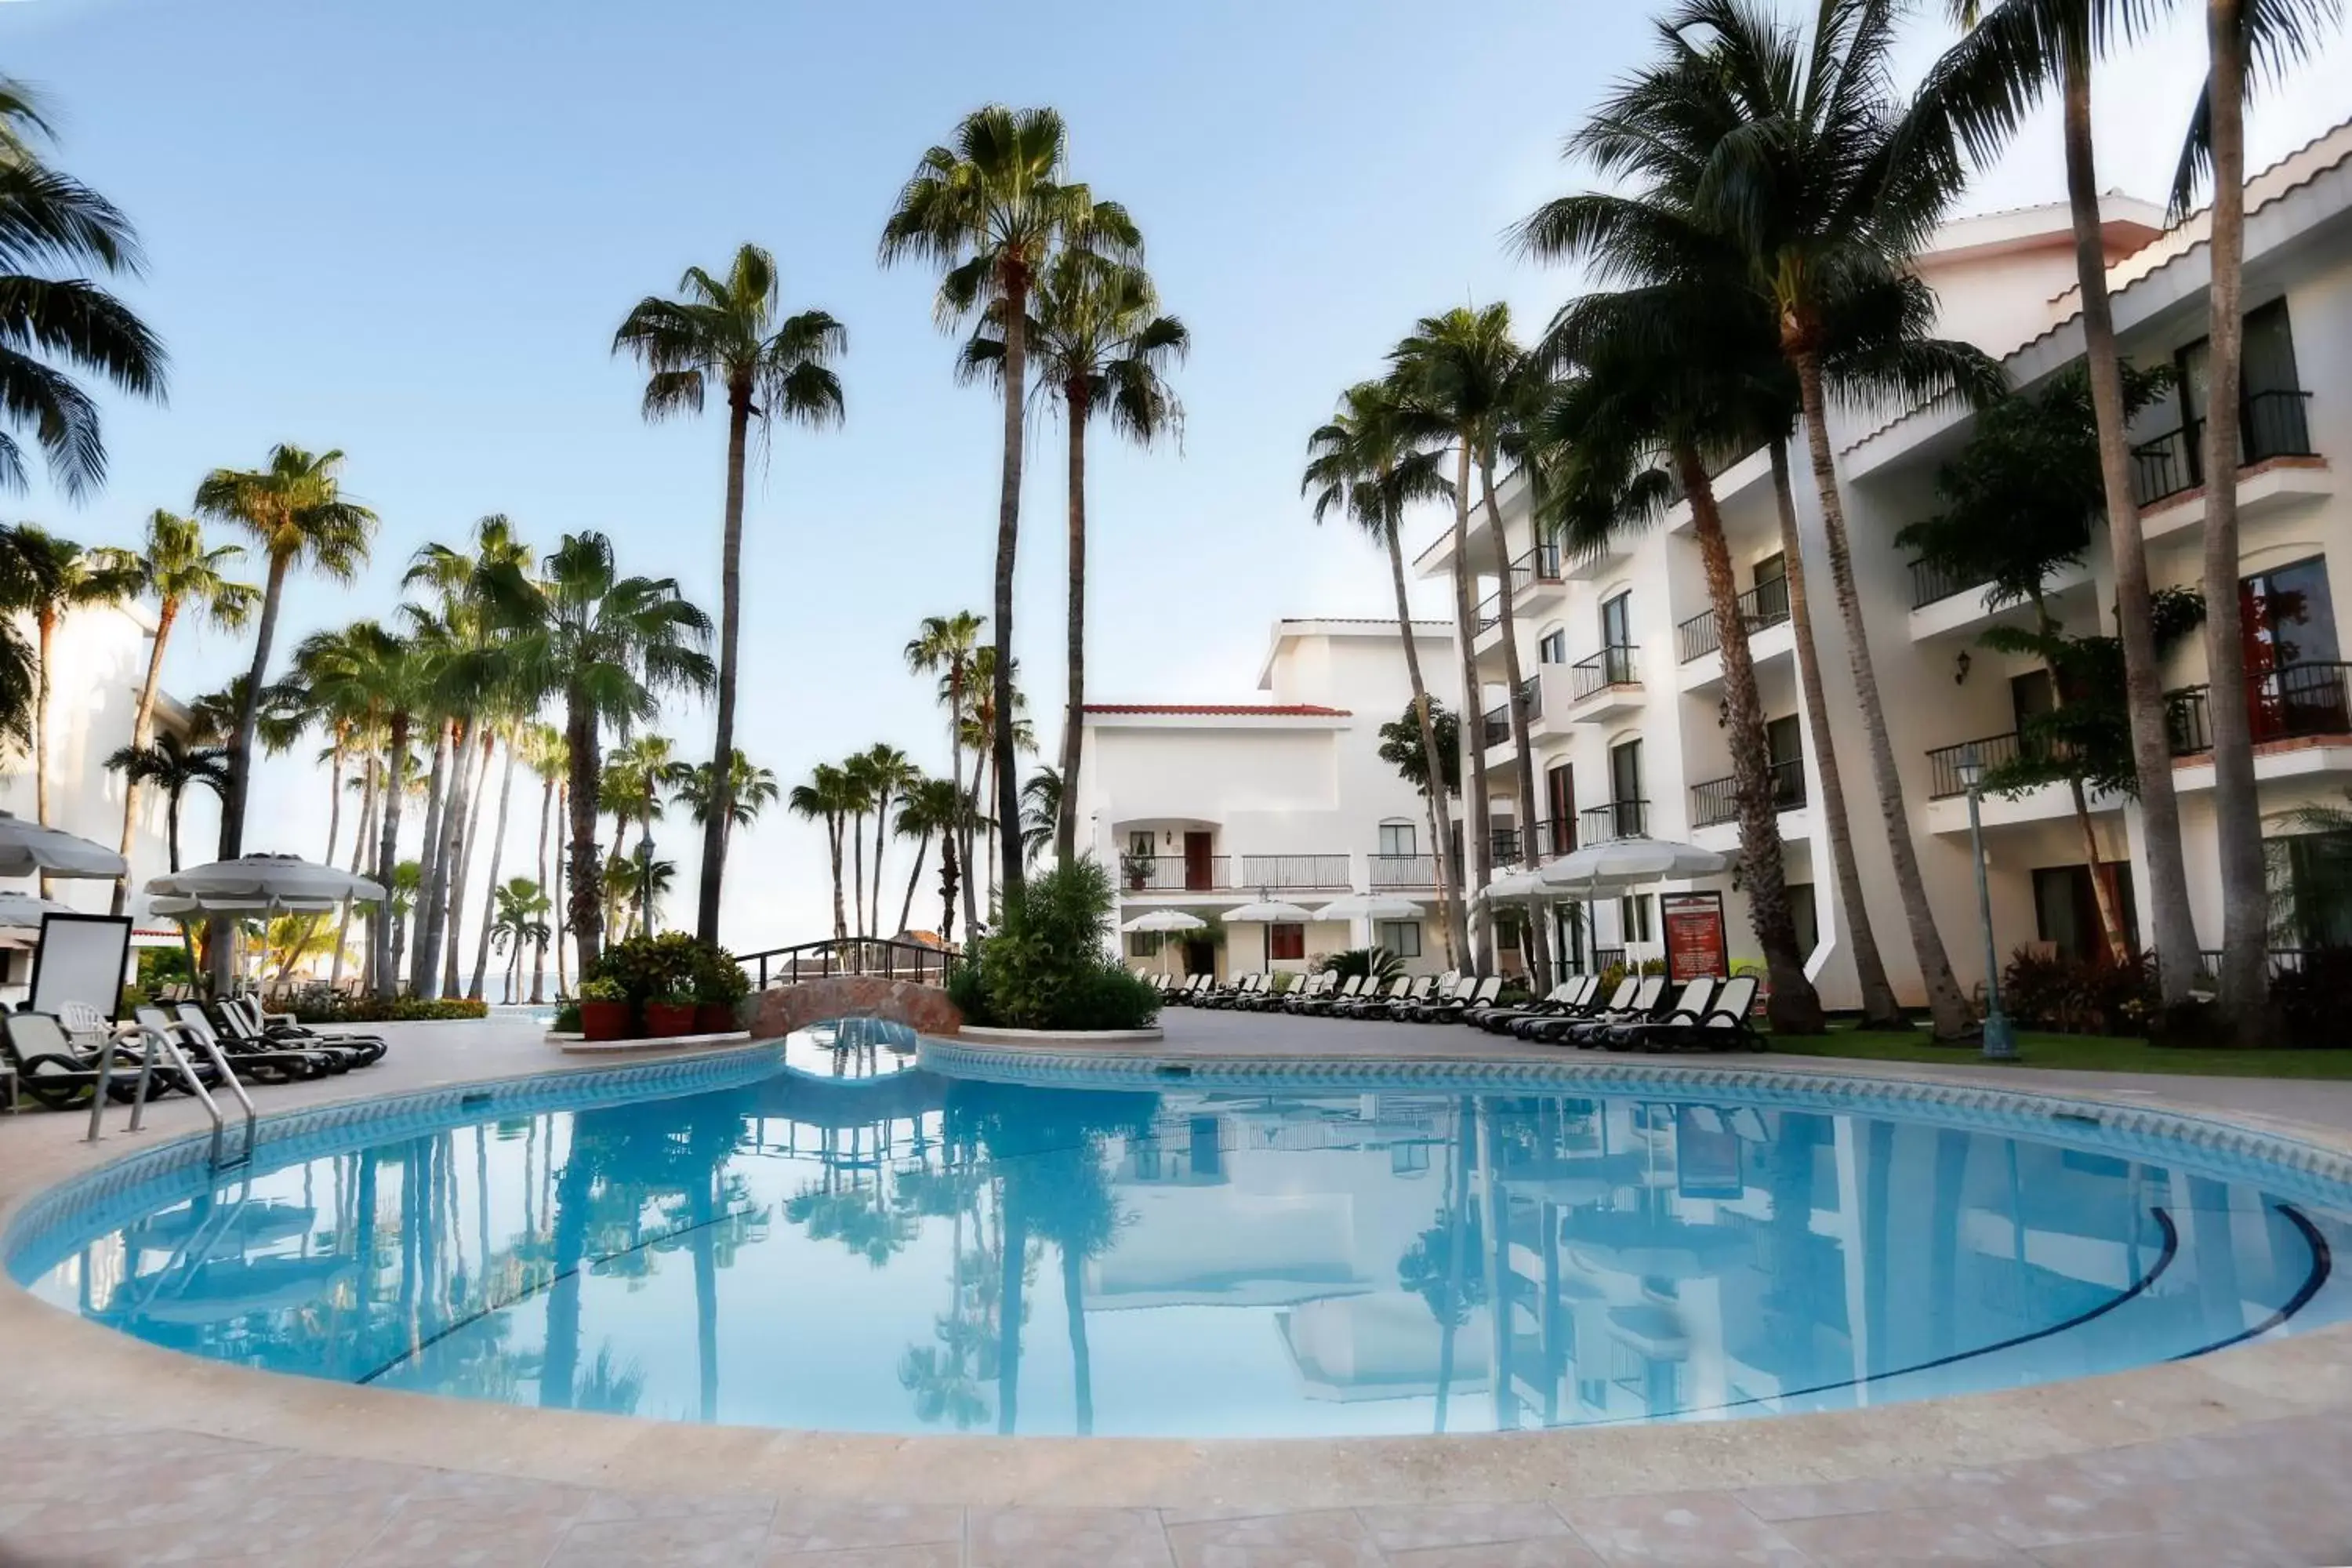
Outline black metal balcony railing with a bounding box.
[1370,853,1437,890]
[2129,388,2316,507]
[1909,556,1991,612]
[1688,757,1807,828]
[1475,589,1502,634]
[1238,854,1352,891]
[1481,675,1543,747]
[1510,541,1565,596]
[2166,662,2352,754]
[1924,731,2024,800]
[1122,855,1231,892]
[1675,578,1793,663]
[1570,644,1640,701]
[1581,799,1649,843]
[1490,818,1572,867]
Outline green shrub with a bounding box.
[1999,949,2154,1035]
[289,995,491,1024]
[551,1001,583,1033]
[956,858,1162,1031]
[575,976,627,1003]
[585,932,701,1003]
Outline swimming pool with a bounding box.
[12,1034,2352,1439]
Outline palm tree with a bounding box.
[839,750,880,940]
[103,732,227,873]
[491,877,552,1004]
[517,722,568,1003]
[1517,0,2002,1036]
[613,244,847,945]
[608,851,676,937]
[1018,765,1061,867]
[194,444,378,871]
[15,528,140,833]
[881,106,1139,899]
[293,619,421,997]
[789,763,855,942]
[957,646,1033,919]
[486,532,714,973]
[1389,307,1541,981]
[906,612,987,941]
[0,77,165,499]
[857,744,919,938]
[963,248,1186,866]
[894,774,964,938]
[466,716,523,1002]
[678,749,779,862]
[1305,383,1466,965]
[603,733,688,938]
[0,527,59,756]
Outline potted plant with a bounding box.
[693,946,750,1034]
[644,978,698,1039]
[576,978,632,1041]
[1120,850,1152,892]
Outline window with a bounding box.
[1269,923,1305,961]
[1377,920,1423,959]
[1786,881,1819,960]
[1544,764,1575,854]
[2243,557,2339,670]
[1126,931,1163,958]
[2011,669,2056,730]
[2177,299,2310,474]
[1601,591,1632,650]
[1620,893,1653,944]
[2031,863,2139,961]
[2277,830,2352,949]
[1539,628,1567,665]
[1765,717,1802,808]
[1377,821,1417,857]
[1127,829,1156,861]
[1751,552,1790,622]
[1555,903,1585,971]
[1752,552,1786,589]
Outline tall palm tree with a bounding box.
[1390,307,1543,982]
[678,750,779,862]
[1519,0,2002,1035]
[604,733,688,939]
[294,619,420,997]
[517,722,568,1003]
[607,851,675,938]
[0,77,165,500]
[466,716,522,1001]
[962,248,1187,865]
[613,244,846,945]
[491,877,552,1005]
[485,532,714,973]
[1018,765,1061,868]
[16,528,139,833]
[894,774,964,938]
[906,612,986,940]
[839,749,880,940]
[194,444,377,870]
[958,647,1033,920]
[858,743,920,938]
[789,762,855,942]
[881,106,1139,899]
[103,731,226,872]
[1304,383,1467,967]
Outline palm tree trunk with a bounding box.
[441,726,491,996]
[993,279,1030,903]
[697,394,751,945]
[323,744,343,866]
[374,713,412,1000]
[1681,445,1823,1031]
[851,810,868,941]
[1386,514,1468,966]
[996,1174,1026,1435]
[828,818,848,942]
[565,695,605,973]
[111,598,177,916]
[1061,1238,1092,1436]
[873,788,893,938]
[1448,447,1495,971]
[32,606,52,833]
[165,789,183,873]
[470,732,517,1000]
[691,1168,719,1424]
[2202,0,2267,1040]
[555,781,572,996]
[532,774,554,1004]
[1056,393,1090,868]
[899,831,931,937]
[1791,349,1972,1037]
[223,550,291,861]
[1769,440,1904,1026]
[1480,457,1548,989]
[951,669,978,944]
[542,1137,592,1409]
[2063,48,2198,1003]
[939,829,961,946]
[332,757,376,994]
[408,721,452,996]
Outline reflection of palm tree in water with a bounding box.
[1392,1098,1479,1434]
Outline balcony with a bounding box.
[2131,389,2315,508]
[1122,854,1230,893]
[1924,731,2026,800]
[1236,854,1352,892]
[1563,645,1643,721]
[1370,853,1438,890]
[1490,818,1576,868]
[1675,579,1791,663]
[1481,675,1543,749]
[1475,547,1567,635]
[2166,662,2352,754]
[1688,758,1806,828]
[1581,799,1649,843]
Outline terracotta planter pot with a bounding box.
[695,1001,739,1035]
[644,1000,698,1038]
[579,1000,633,1041]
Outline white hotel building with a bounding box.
[1086,123,2352,1005]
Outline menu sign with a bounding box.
[1661,891,1729,983]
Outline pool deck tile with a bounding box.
[15,1014,2352,1565]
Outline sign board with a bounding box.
[1675,1105,1746,1199]
[1661,891,1729,983]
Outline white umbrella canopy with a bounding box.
[149,893,339,917]
[1121,909,1208,934]
[1538,839,1727,898]
[0,811,125,880]
[1477,870,1551,903]
[1310,895,1425,922]
[0,891,78,930]
[1224,900,1316,924]
[147,854,387,910]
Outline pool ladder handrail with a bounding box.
[93,1019,256,1171]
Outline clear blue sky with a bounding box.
[1,0,2343,949]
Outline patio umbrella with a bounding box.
[1310,894,1425,957]
[1476,870,1555,982]
[0,811,126,880]
[1122,908,1207,978]
[146,854,386,909]
[1224,899,1315,973]
[1539,840,1726,969]
[0,891,77,928]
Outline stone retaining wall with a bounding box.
[750,975,963,1039]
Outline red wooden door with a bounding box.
[1184,831,1214,891]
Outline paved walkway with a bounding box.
[3,1014,2352,1566]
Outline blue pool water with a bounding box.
[15,1033,2352,1438]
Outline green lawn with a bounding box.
[1769,1022,2352,1080]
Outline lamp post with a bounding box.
[636,835,655,939]
[1956,745,2017,1061]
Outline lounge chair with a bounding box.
[1403,973,1466,1022]
[1516,976,1634,1040]
[1596,978,1719,1051]
[1419,975,1500,1024]
[169,1004,336,1083]
[1616,975,1762,1052]
[1477,977,1594,1034]
[1300,975,1366,1017]
[1,1012,135,1109]
[1201,974,1260,1010]
[1378,975,1437,1021]
[218,999,387,1066]
[1342,976,1414,1018]
[1539,975,1668,1045]
[1283,973,1338,1014]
